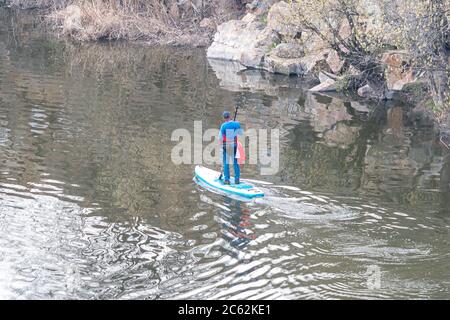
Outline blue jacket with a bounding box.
[219,121,242,146]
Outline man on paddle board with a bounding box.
[219,110,242,185]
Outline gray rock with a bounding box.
[318,71,338,83]
[357,84,377,98]
[309,78,337,92]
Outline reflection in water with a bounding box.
[219,198,256,250]
[0,8,449,299]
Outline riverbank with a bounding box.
[2,0,449,146]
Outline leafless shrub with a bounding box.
[290,0,389,96]
[383,0,449,118]
[290,0,449,113]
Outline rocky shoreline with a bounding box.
[205,1,449,147]
[207,2,427,96]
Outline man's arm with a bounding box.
[218,123,225,144]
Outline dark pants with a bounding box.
[223,144,240,182]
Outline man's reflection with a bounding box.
[219,197,256,249]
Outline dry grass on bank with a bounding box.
[48,1,176,42]
[50,0,183,42]
[8,0,220,44]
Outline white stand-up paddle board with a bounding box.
[194,165,264,199]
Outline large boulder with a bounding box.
[207,15,280,69]
[382,50,417,91]
[207,1,330,76]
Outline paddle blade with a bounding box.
[236,140,245,164]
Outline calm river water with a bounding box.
[0,9,449,299]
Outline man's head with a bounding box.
[223,111,231,121]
